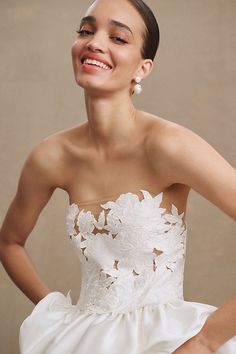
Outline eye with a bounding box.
[111,36,128,44]
[76,29,94,36]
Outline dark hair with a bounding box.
[89,0,160,61]
[127,0,160,60]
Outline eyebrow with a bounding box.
[80,16,133,36]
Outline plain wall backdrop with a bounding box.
[0,1,235,353]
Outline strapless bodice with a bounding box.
[66,189,187,314]
[20,190,236,354]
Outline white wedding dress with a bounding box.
[19,189,236,353]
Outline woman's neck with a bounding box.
[84,91,138,154]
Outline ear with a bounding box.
[137,59,154,80]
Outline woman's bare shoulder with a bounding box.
[24,123,87,188]
[35,122,88,158]
[144,112,198,153]
[144,112,205,174]
[43,122,87,146]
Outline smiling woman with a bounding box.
[0,0,236,354]
[70,0,157,96]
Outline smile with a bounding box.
[82,58,112,70]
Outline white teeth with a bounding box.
[83,58,110,70]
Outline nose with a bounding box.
[86,32,107,53]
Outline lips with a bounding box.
[81,54,113,69]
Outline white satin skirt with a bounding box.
[19,291,236,354]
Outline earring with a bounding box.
[134,76,142,94]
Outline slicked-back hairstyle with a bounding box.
[127,0,160,60]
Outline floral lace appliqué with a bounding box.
[66,190,187,314]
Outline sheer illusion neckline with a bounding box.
[69,189,161,207]
[68,189,186,219]
[67,188,187,230]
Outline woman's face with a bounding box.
[71,0,147,96]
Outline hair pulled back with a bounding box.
[127,0,160,60]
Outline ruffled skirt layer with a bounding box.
[19,291,236,354]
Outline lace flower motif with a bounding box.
[66,203,79,236]
[66,190,187,313]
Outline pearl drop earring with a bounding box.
[134,76,142,95]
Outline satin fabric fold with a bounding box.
[19,291,236,354]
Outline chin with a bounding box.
[80,84,113,96]
[74,74,129,96]
[75,78,112,94]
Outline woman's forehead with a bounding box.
[84,0,146,34]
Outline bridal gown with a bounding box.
[19,189,236,354]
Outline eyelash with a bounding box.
[76,29,128,44]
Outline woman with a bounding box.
[0,0,236,353]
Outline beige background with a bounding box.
[0,0,235,353]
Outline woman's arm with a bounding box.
[148,122,236,352]
[172,291,236,353]
[0,139,65,305]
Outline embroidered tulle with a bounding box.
[66,189,187,314]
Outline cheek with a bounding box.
[115,50,141,77]
[71,42,77,58]
[71,40,83,61]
